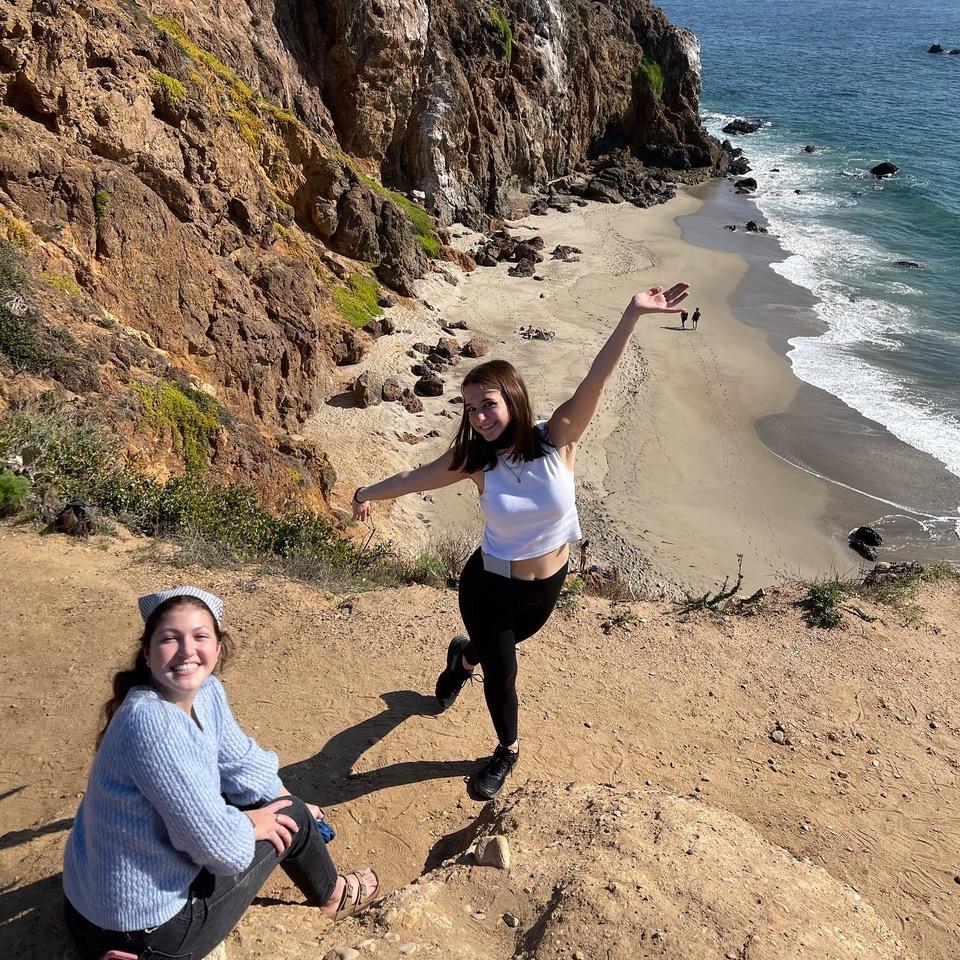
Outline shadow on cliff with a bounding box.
[280,690,478,806]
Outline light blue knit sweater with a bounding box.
[63,675,284,931]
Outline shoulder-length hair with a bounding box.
[449,359,549,473]
[95,595,231,748]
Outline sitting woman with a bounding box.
[62,585,378,960]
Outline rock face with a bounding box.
[283,0,724,224]
[313,781,909,960]
[0,0,722,507]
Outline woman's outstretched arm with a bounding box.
[548,284,688,446]
[353,450,466,520]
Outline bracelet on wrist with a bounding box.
[353,486,366,504]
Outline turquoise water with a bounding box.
[659,0,960,482]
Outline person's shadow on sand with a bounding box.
[280,690,479,807]
[661,324,691,331]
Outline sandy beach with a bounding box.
[308,184,955,594]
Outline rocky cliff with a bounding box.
[0,0,721,504]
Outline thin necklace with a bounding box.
[501,454,524,484]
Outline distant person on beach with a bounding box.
[692,307,701,330]
[62,586,378,960]
[353,283,689,800]
[680,310,688,329]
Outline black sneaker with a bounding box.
[470,745,519,800]
[435,635,474,710]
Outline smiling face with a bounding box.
[146,602,221,712]
[463,383,512,443]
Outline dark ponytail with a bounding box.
[96,595,231,748]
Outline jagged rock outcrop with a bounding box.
[153,0,724,224]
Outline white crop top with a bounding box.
[480,421,582,561]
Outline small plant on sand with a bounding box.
[634,54,664,96]
[333,273,382,329]
[557,574,586,614]
[405,552,447,586]
[0,469,29,515]
[802,579,846,629]
[489,7,513,63]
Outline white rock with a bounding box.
[474,835,511,869]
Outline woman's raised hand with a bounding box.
[352,487,371,521]
[628,283,689,315]
[245,798,299,856]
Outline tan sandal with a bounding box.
[333,867,380,921]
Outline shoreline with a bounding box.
[679,179,960,564]
[306,184,957,595]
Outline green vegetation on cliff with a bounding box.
[149,70,187,111]
[356,171,441,258]
[634,55,664,96]
[132,379,222,472]
[489,7,513,64]
[151,15,297,152]
[333,273,382,328]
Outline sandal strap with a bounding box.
[333,869,379,921]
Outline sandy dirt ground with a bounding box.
[1,525,958,958]
[308,188,881,598]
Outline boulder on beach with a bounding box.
[460,337,490,359]
[508,259,536,278]
[734,177,758,192]
[352,371,384,408]
[951,49,960,55]
[722,118,763,135]
[928,43,944,53]
[414,373,444,397]
[870,161,899,178]
[745,220,768,233]
[728,157,751,175]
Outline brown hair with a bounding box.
[96,595,231,748]
[449,359,549,473]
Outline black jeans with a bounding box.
[64,796,337,960]
[458,548,567,746]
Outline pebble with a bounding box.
[323,949,360,960]
[837,770,849,779]
[399,945,417,956]
[771,729,787,745]
[503,912,520,927]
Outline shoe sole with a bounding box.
[436,635,471,710]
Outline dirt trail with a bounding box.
[0,524,958,958]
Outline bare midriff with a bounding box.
[509,543,570,580]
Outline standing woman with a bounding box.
[353,285,688,799]
[63,586,378,960]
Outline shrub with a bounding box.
[405,552,447,586]
[802,580,845,629]
[557,574,586,614]
[489,7,513,63]
[634,55,664,96]
[0,469,29,515]
[150,70,187,111]
[0,410,370,577]
[333,273,382,328]
[132,379,221,472]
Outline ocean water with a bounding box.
[658,0,960,500]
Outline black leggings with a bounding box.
[458,548,567,746]
[64,796,337,960]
